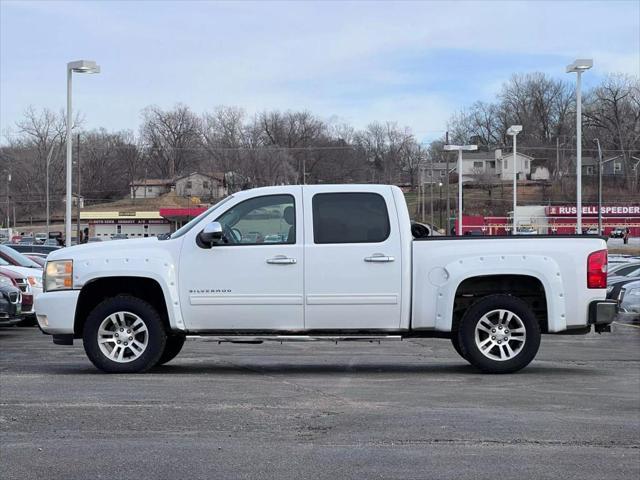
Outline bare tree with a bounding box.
[140,104,201,178]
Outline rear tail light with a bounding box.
[587,249,607,289]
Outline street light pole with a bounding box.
[567,58,593,234]
[577,70,583,232]
[65,60,100,247]
[457,149,462,236]
[76,133,81,243]
[507,125,523,234]
[444,144,478,236]
[66,67,72,246]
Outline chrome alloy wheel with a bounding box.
[474,309,526,361]
[97,311,149,363]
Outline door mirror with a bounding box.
[198,221,224,248]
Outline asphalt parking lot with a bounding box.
[1,323,639,480]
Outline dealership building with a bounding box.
[80,211,172,239]
[80,207,210,239]
[456,204,640,235]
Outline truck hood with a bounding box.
[48,237,163,261]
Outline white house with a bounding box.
[459,151,499,182]
[496,150,533,181]
[130,179,173,199]
[174,172,227,199]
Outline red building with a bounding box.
[546,205,640,235]
[452,204,640,236]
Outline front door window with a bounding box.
[216,194,296,245]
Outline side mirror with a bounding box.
[197,221,224,248]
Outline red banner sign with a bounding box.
[546,205,640,216]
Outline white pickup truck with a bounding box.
[36,185,615,374]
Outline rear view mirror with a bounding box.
[197,221,224,248]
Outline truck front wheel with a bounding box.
[83,296,167,373]
[457,294,541,374]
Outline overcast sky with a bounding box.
[1,0,638,142]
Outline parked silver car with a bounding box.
[617,280,640,321]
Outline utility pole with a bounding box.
[595,138,603,234]
[5,171,10,228]
[429,162,434,228]
[76,133,81,243]
[556,137,560,179]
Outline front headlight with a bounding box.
[28,276,42,289]
[44,260,73,292]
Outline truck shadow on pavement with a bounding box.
[144,362,594,376]
[15,360,599,376]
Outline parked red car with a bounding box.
[0,267,34,317]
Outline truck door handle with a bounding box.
[364,253,395,263]
[266,255,297,265]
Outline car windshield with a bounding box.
[0,245,41,268]
[169,195,234,240]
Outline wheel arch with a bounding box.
[73,275,180,337]
[450,274,550,334]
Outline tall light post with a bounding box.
[507,125,523,234]
[66,60,100,246]
[444,144,478,236]
[566,58,593,234]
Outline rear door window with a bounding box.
[312,193,390,244]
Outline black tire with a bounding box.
[450,334,466,359]
[83,296,167,373]
[157,335,185,365]
[458,294,541,374]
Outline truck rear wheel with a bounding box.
[157,335,185,365]
[457,294,541,374]
[83,296,167,373]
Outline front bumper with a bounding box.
[34,290,80,335]
[588,300,616,332]
[0,291,21,321]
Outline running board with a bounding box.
[185,335,403,344]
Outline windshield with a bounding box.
[0,245,41,268]
[169,195,234,240]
